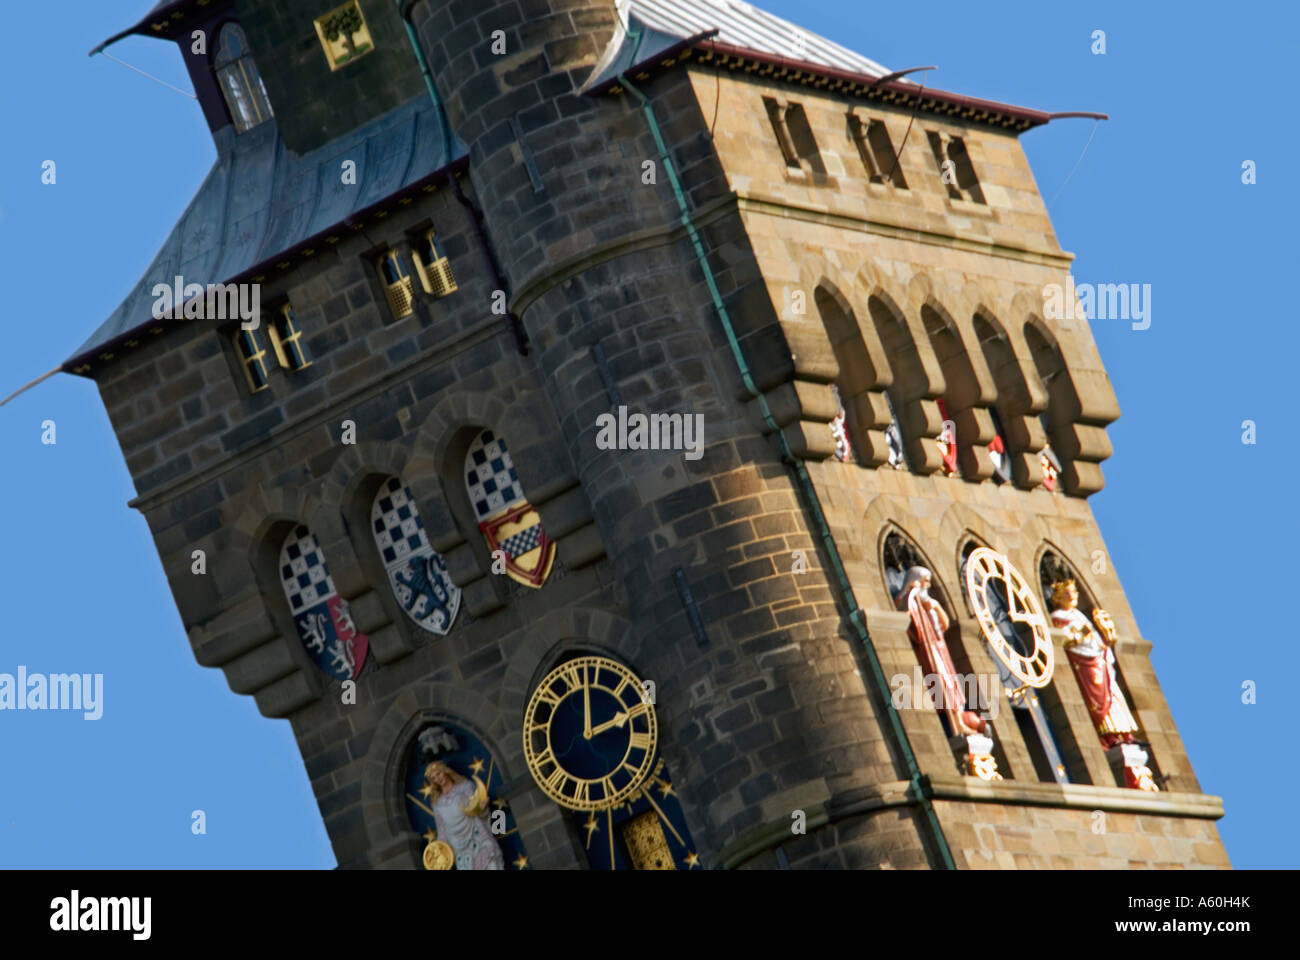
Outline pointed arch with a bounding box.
[972,311,1045,488]
[956,535,1089,786]
[1024,316,1111,496]
[921,301,995,480]
[813,282,892,466]
[867,293,944,473]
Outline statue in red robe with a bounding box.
[1050,580,1157,791]
[896,567,985,737]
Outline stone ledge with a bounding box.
[923,775,1225,821]
[716,775,1224,869]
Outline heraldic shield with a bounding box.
[465,429,554,588]
[371,477,460,635]
[279,526,369,681]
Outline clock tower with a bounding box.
[70,0,1228,869]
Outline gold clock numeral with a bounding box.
[544,766,567,794]
[624,701,650,721]
[535,687,562,709]
[628,731,653,752]
[598,776,616,802]
[533,748,556,771]
[557,662,585,695]
[572,781,590,805]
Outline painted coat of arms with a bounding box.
[371,478,460,635]
[279,526,369,681]
[465,430,554,589]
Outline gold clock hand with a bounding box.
[582,663,592,739]
[589,711,628,737]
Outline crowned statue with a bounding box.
[420,761,505,870]
[1049,580,1157,791]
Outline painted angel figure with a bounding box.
[1049,580,1139,748]
[896,566,985,737]
[422,762,504,871]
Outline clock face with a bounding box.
[964,547,1054,688]
[523,656,658,812]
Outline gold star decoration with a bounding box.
[469,757,485,775]
[422,828,437,843]
[513,854,528,870]
[583,814,599,848]
[684,851,700,869]
[656,778,676,799]
[419,783,434,801]
[492,796,509,810]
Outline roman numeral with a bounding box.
[628,731,653,752]
[557,663,585,694]
[544,766,567,794]
[572,781,590,805]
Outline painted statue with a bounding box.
[421,762,504,871]
[896,567,985,737]
[1050,579,1157,790]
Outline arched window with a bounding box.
[813,286,890,466]
[279,525,367,680]
[1024,319,1086,495]
[868,295,943,474]
[972,312,1044,488]
[464,429,554,589]
[215,23,273,133]
[883,531,1001,778]
[1039,549,1160,790]
[959,541,1079,785]
[522,652,698,869]
[404,719,527,870]
[370,477,460,636]
[921,305,983,479]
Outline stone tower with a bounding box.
[71,0,1227,869]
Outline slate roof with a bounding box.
[67,98,464,366]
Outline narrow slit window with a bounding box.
[235,328,270,393]
[928,131,985,203]
[850,114,907,188]
[412,229,458,298]
[377,250,415,319]
[763,97,825,174]
[269,303,310,371]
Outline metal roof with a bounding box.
[586,0,905,92]
[67,99,464,367]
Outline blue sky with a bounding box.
[0,0,1292,869]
